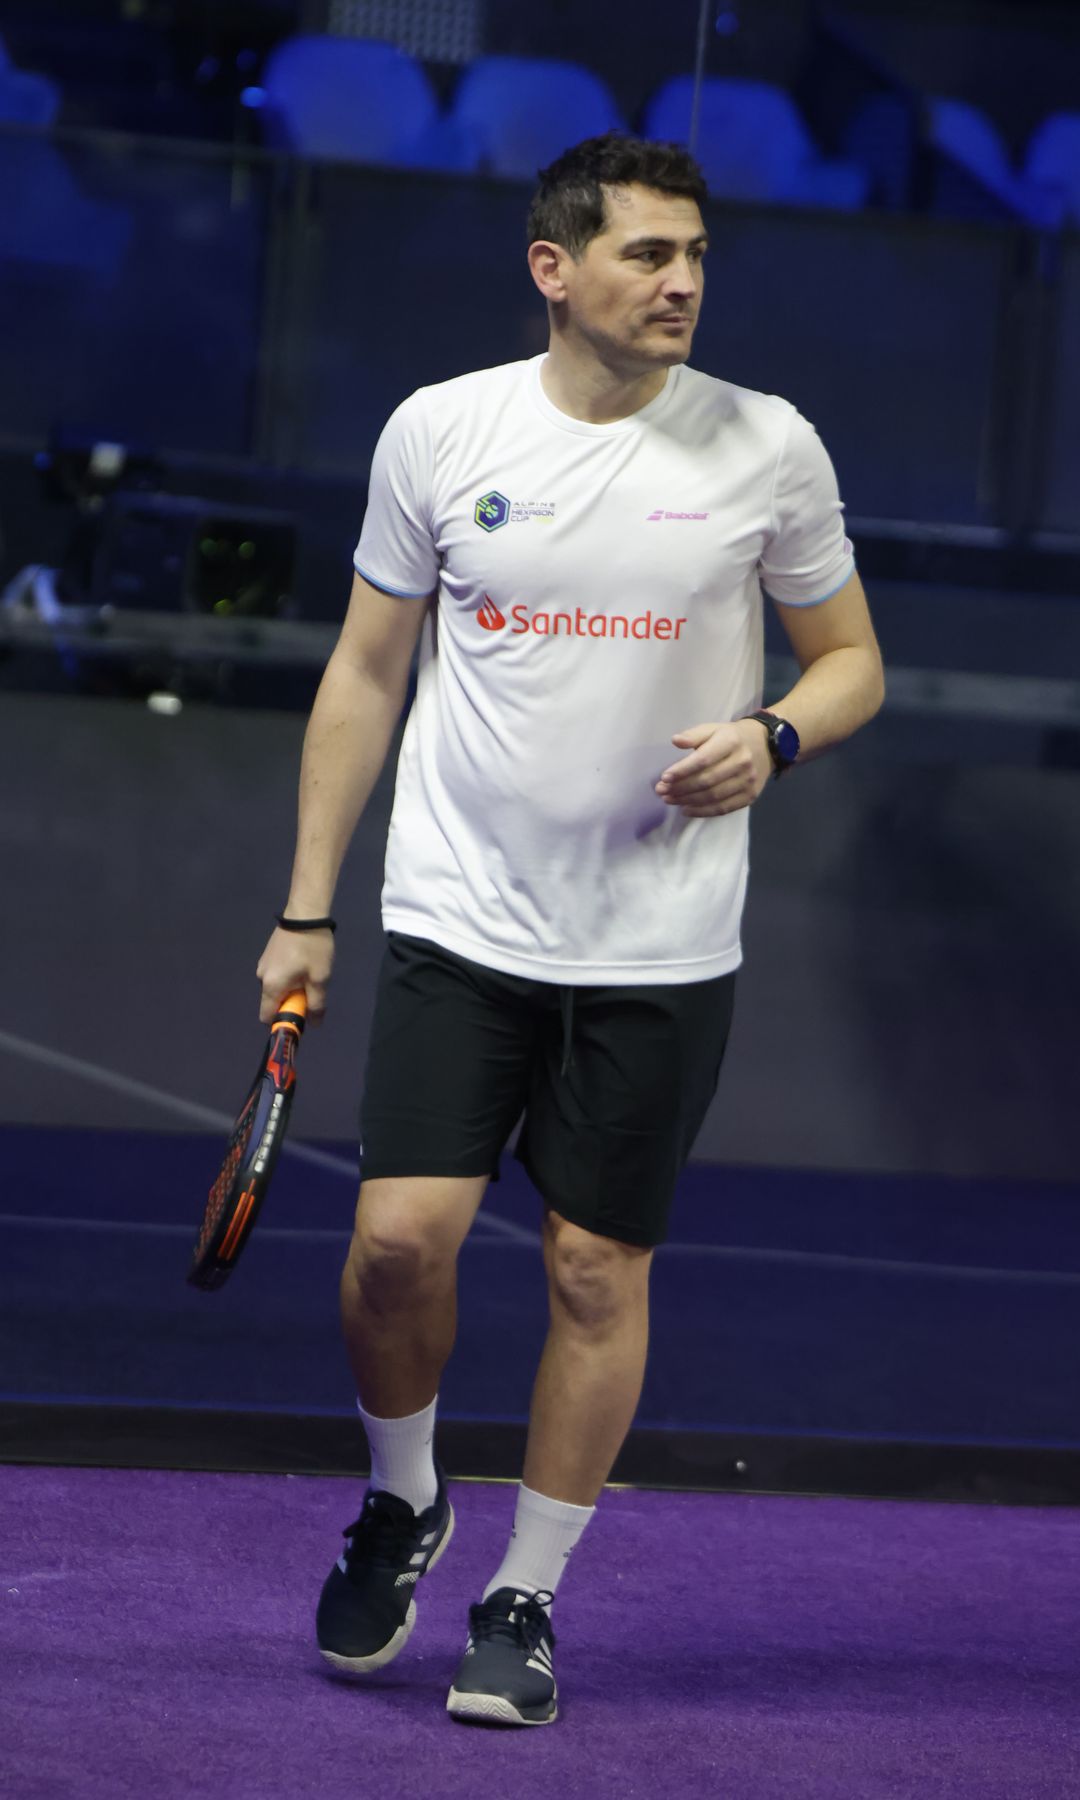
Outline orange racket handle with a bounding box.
[273,989,308,1030]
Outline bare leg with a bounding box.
[522,1209,652,1506]
[340,1174,489,1418]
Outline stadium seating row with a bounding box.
[250,37,1080,226]
[251,39,868,210]
[928,97,1080,230]
[1,28,1078,277]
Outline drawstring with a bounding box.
[559,986,576,1077]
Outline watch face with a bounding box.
[775,720,800,763]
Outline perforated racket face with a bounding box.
[188,1008,303,1290]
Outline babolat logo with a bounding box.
[646,508,709,521]
[474,491,510,532]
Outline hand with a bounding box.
[655,719,773,818]
[255,926,334,1026]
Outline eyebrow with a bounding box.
[619,234,710,254]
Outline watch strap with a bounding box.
[747,710,796,778]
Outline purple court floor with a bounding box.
[3,1467,1078,1800]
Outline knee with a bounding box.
[546,1217,650,1334]
[347,1196,449,1307]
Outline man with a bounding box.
[256,131,884,1727]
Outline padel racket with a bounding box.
[187,989,307,1291]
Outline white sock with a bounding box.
[482,1484,596,1607]
[357,1396,439,1515]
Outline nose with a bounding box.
[662,256,698,301]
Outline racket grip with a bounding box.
[275,989,308,1026]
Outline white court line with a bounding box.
[1,1213,348,1242]
[656,1240,1080,1287]
[469,1212,538,1246]
[0,1025,352,1174]
[0,1025,538,1249]
[0,1212,533,1249]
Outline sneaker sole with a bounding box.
[446,1689,557,1727]
[318,1503,455,1676]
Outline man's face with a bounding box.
[558,183,708,371]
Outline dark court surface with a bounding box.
[3,1124,1079,1447]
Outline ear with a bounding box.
[527,239,569,303]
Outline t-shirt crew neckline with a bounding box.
[526,353,681,437]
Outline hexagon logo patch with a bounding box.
[474,490,510,532]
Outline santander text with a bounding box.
[508,605,687,641]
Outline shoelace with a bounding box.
[340,1492,423,1572]
[468,1590,556,1654]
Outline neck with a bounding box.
[539,333,672,424]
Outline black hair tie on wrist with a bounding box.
[276,913,337,934]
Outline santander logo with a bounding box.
[477,594,686,643]
[477,595,506,630]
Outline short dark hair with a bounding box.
[527,132,708,258]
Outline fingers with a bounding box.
[656,728,767,816]
[656,763,695,791]
[256,929,333,1025]
[259,987,286,1026]
[258,979,329,1027]
[303,979,329,1026]
[659,770,725,803]
[657,747,714,786]
[669,775,757,817]
[657,721,740,790]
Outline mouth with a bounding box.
[653,315,693,327]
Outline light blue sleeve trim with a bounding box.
[763,560,856,610]
[353,558,432,599]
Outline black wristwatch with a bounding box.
[747,710,800,778]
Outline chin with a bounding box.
[643,329,694,364]
[652,343,692,368]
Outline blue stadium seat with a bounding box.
[448,56,625,180]
[928,97,1063,228]
[0,64,61,128]
[644,76,867,210]
[928,98,1012,187]
[259,35,475,171]
[1025,113,1080,227]
[0,61,130,278]
[0,135,132,277]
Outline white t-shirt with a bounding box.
[354,355,854,985]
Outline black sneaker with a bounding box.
[446,1587,557,1726]
[316,1476,454,1674]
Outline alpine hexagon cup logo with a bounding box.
[474,490,510,532]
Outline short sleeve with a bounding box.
[353,391,439,598]
[758,409,855,608]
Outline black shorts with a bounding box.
[358,932,736,1248]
